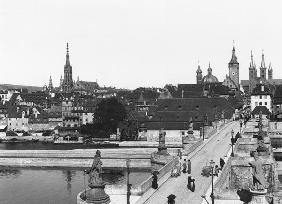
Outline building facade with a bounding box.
[250,84,272,112]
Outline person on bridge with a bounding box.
[177,149,182,159]
[214,165,220,177]
[182,159,187,173]
[187,159,191,174]
[220,158,225,169]
[167,194,176,204]
[187,175,195,192]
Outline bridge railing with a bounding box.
[132,157,177,196]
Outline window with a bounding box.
[260,96,262,99]
[259,102,262,105]
[265,102,267,105]
[181,131,185,136]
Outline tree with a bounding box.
[94,97,127,135]
[80,97,127,138]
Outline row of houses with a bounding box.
[0,90,98,133]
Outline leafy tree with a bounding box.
[80,97,127,138]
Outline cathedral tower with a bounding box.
[48,76,53,91]
[62,43,74,92]
[268,63,273,80]
[196,64,202,84]
[260,52,267,81]
[249,51,256,80]
[228,45,240,89]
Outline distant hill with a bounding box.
[0,84,42,93]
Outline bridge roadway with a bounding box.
[142,121,239,204]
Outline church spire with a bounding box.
[48,76,53,90]
[229,43,238,64]
[66,42,70,66]
[261,51,266,68]
[250,50,254,68]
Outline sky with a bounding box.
[0,0,282,89]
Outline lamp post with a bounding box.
[210,159,215,204]
[202,114,208,141]
[231,129,235,157]
[126,159,131,204]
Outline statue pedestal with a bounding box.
[151,149,173,171]
[249,189,268,204]
[77,183,110,204]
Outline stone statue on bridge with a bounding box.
[83,150,110,203]
[85,150,103,187]
[249,151,266,191]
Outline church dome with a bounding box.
[201,63,219,83]
[202,75,219,83]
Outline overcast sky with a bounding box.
[0,0,281,89]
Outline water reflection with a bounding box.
[0,167,21,177]
[0,168,151,204]
[62,170,76,194]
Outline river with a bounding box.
[0,167,151,204]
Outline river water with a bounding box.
[0,142,151,204]
[0,167,151,204]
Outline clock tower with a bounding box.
[228,46,239,89]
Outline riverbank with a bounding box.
[0,148,155,168]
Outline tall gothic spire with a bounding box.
[66,42,70,66]
[261,51,266,68]
[250,50,254,68]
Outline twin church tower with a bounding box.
[195,46,273,92]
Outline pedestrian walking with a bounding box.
[177,149,182,160]
[220,158,225,169]
[167,194,176,204]
[214,165,220,176]
[152,171,159,189]
[187,176,195,192]
[191,177,195,192]
[187,159,191,174]
[182,159,187,173]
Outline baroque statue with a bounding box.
[85,150,103,187]
[249,151,266,191]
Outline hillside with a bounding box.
[0,84,42,93]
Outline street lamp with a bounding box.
[231,129,235,157]
[202,114,208,141]
[210,159,215,204]
[126,159,131,204]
